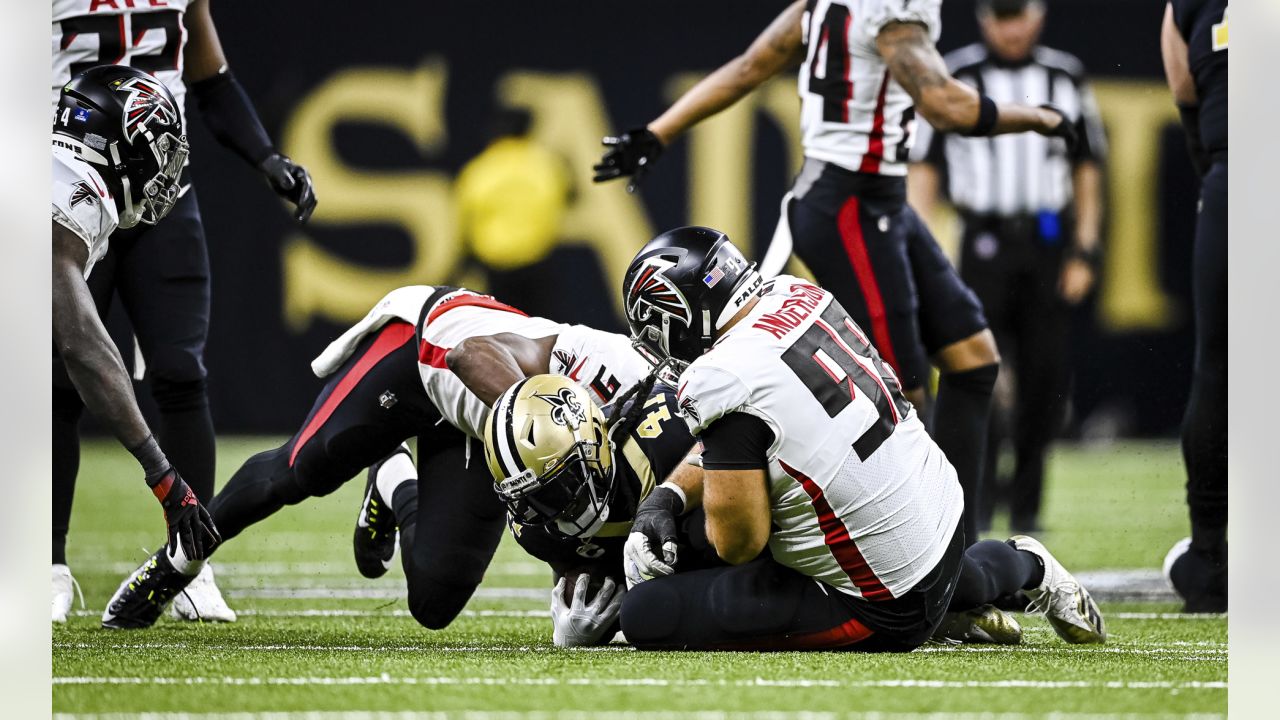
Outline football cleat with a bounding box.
[353,448,403,579]
[1163,537,1227,613]
[932,604,1023,645]
[170,562,237,623]
[52,564,82,623]
[102,549,195,629]
[1010,535,1107,644]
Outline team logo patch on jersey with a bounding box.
[626,256,692,325]
[536,387,588,429]
[69,181,98,209]
[114,76,178,142]
[551,349,578,375]
[678,394,700,424]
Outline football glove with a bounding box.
[623,484,684,589]
[551,574,624,647]
[150,467,221,562]
[593,127,664,193]
[1040,104,1080,156]
[259,153,318,223]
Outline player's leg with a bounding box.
[622,525,965,652]
[110,189,216,504]
[51,246,117,622]
[395,438,507,630]
[787,178,934,409]
[905,208,1000,547]
[1170,161,1228,612]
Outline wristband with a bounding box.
[191,68,275,166]
[129,434,170,486]
[657,481,687,513]
[963,95,999,137]
[1068,245,1102,269]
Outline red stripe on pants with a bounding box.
[782,461,893,601]
[711,615,875,651]
[836,197,900,372]
[290,322,416,467]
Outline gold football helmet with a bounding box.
[484,374,615,536]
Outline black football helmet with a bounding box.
[623,226,763,371]
[53,65,188,229]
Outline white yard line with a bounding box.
[52,707,1228,712]
[51,676,1227,690]
[69,608,550,619]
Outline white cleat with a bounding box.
[1010,535,1106,644]
[170,562,237,623]
[52,564,81,623]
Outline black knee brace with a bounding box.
[150,376,209,413]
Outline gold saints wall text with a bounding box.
[280,61,1180,334]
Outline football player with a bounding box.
[594,0,1080,549]
[53,0,317,624]
[52,65,220,624]
[101,286,648,629]
[615,227,1105,651]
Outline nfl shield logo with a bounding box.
[73,108,90,122]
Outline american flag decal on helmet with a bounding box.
[626,256,692,325]
[116,76,178,142]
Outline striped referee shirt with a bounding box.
[910,43,1107,216]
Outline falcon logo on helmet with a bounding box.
[626,256,693,326]
[117,76,179,143]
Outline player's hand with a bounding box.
[623,485,684,589]
[1059,256,1096,305]
[1039,104,1079,155]
[593,127,664,193]
[259,153,318,223]
[150,467,221,562]
[550,574,624,647]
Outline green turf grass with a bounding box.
[53,438,1223,718]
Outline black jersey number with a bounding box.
[60,11,183,80]
[806,1,852,123]
[780,303,910,460]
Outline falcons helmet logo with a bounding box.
[626,256,692,326]
[115,76,179,142]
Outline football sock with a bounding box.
[377,451,417,511]
[152,377,217,503]
[933,363,999,547]
[950,539,1044,610]
[52,387,84,566]
[1182,369,1227,558]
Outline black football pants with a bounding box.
[205,321,504,628]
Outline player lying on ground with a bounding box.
[101,285,647,629]
[52,65,221,623]
[615,226,1105,650]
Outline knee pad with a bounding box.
[406,575,478,630]
[145,347,208,390]
[151,376,209,413]
[941,363,999,394]
[52,387,85,424]
[619,578,683,646]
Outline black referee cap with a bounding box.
[978,0,1043,18]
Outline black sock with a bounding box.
[153,378,217,503]
[1182,371,1227,558]
[933,363,999,547]
[391,479,420,568]
[950,539,1044,609]
[52,387,84,566]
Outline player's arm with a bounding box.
[1160,2,1210,177]
[184,0,317,222]
[1060,159,1103,303]
[446,333,558,406]
[52,222,221,558]
[877,22,1071,139]
[697,414,772,565]
[593,1,805,190]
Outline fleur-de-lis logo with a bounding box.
[535,387,588,428]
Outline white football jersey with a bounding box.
[798,0,941,177]
[52,0,191,128]
[677,276,962,599]
[52,145,117,278]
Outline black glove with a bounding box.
[149,467,222,561]
[259,153,318,223]
[623,485,685,587]
[1040,104,1080,156]
[593,127,664,193]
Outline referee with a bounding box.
[908,0,1106,533]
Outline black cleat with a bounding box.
[353,447,404,579]
[102,550,194,629]
[1164,537,1227,613]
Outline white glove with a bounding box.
[623,531,677,590]
[550,574,624,648]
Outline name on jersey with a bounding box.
[85,0,170,11]
[751,283,825,339]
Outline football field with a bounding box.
[53,438,1226,719]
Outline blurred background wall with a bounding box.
[105,0,1197,438]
